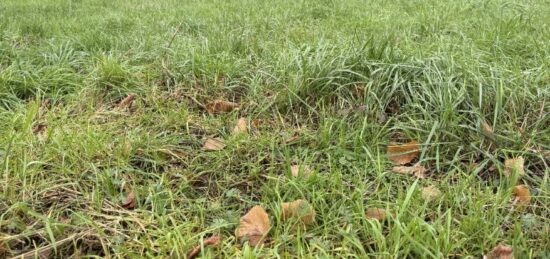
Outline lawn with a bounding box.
[0,0,549,258]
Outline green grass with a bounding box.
[0,0,549,258]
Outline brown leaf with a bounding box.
[504,157,525,176]
[187,234,222,259]
[32,123,47,134]
[485,243,513,259]
[422,186,442,201]
[391,165,426,179]
[512,185,531,206]
[481,120,497,143]
[118,94,136,109]
[290,165,312,178]
[387,140,421,165]
[281,199,315,225]
[232,117,248,135]
[121,191,135,209]
[365,208,387,221]
[206,100,239,113]
[203,138,226,151]
[236,206,270,246]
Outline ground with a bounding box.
[0,0,549,258]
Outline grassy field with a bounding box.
[1,0,549,258]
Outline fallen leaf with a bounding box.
[118,94,136,109]
[236,206,270,246]
[206,100,239,113]
[203,138,226,151]
[512,185,531,206]
[484,243,513,259]
[387,140,421,165]
[290,165,312,178]
[232,117,248,135]
[504,157,525,176]
[187,234,222,259]
[481,120,497,143]
[365,208,387,221]
[422,186,442,201]
[281,199,315,225]
[391,165,426,179]
[121,191,135,209]
[32,123,47,134]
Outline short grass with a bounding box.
[1,0,549,258]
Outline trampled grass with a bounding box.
[0,0,549,258]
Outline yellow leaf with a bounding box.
[504,157,525,176]
[391,165,426,179]
[187,234,222,259]
[512,185,530,206]
[203,138,226,151]
[422,186,442,201]
[365,208,387,221]
[485,243,513,259]
[236,206,270,246]
[121,191,135,209]
[206,100,239,113]
[232,117,248,135]
[387,140,420,165]
[281,199,315,225]
[290,165,312,178]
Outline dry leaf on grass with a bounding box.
[290,165,312,178]
[206,100,239,113]
[118,94,136,109]
[504,157,525,176]
[365,208,387,221]
[236,206,270,246]
[481,120,496,143]
[512,185,531,206]
[281,199,315,225]
[422,186,442,201]
[121,191,135,209]
[484,243,513,259]
[391,165,426,179]
[387,140,421,165]
[203,138,226,151]
[232,117,248,135]
[32,123,47,135]
[187,234,222,259]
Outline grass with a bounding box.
[0,0,549,258]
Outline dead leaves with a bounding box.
[485,243,513,259]
[118,94,136,109]
[206,100,239,113]
[512,185,531,206]
[391,165,426,179]
[187,234,222,259]
[236,206,270,246]
[232,117,248,135]
[387,140,420,165]
[281,199,315,225]
[121,191,135,209]
[365,208,387,221]
[504,157,525,176]
[290,165,312,178]
[203,138,226,151]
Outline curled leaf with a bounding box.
[281,199,315,225]
[512,185,531,206]
[118,94,136,109]
[290,165,312,178]
[232,117,248,135]
[203,138,226,151]
[504,157,525,176]
[422,186,442,201]
[236,206,270,246]
[121,191,135,209]
[391,165,426,179]
[484,243,513,259]
[387,140,420,165]
[365,208,387,221]
[187,234,222,259]
[206,100,239,113]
